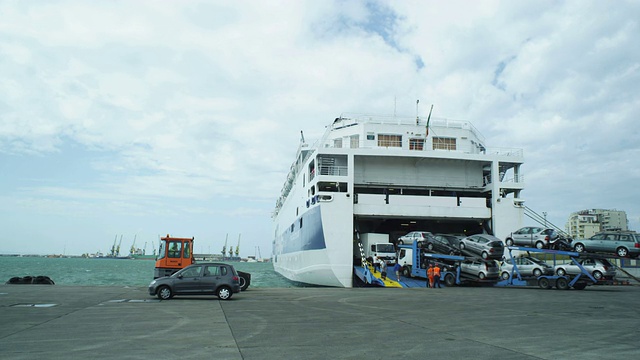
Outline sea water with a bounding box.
[0,256,295,288]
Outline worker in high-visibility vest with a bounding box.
[433,264,442,288]
[427,263,434,288]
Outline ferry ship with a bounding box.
[272,113,525,287]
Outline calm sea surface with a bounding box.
[0,256,296,288]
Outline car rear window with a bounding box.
[489,241,503,247]
[600,259,613,267]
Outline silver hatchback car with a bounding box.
[554,258,616,280]
[505,227,556,249]
[500,256,554,280]
[572,231,640,258]
[459,234,505,260]
[397,231,433,245]
[459,259,499,280]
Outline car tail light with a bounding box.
[232,276,239,282]
[635,243,640,248]
[489,248,494,253]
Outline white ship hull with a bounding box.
[272,114,525,287]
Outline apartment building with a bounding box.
[565,209,629,239]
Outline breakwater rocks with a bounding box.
[6,276,55,285]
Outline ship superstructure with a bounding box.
[272,114,525,287]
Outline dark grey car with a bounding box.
[148,263,241,300]
[427,234,462,255]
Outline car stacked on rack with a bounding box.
[458,234,505,260]
[398,231,505,282]
[572,231,640,258]
[500,256,554,280]
[396,231,432,245]
[460,259,499,280]
[505,227,557,249]
[423,234,462,255]
[554,258,617,280]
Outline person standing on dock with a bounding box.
[433,264,442,288]
[427,263,434,288]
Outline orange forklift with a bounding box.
[154,235,196,279]
[154,234,251,291]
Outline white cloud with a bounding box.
[1,0,639,256]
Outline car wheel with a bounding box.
[573,282,587,290]
[501,272,510,280]
[459,243,465,250]
[533,268,542,277]
[481,251,489,259]
[402,266,412,278]
[478,272,486,280]
[556,277,569,290]
[574,243,585,253]
[398,240,404,245]
[592,271,603,280]
[444,273,455,287]
[217,286,233,300]
[616,247,629,257]
[157,286,173,300]
[505,238,514,246]
[556,268,566,276]
[535,241,544,249]
[427,243,434,251]
[538,277,550,289]
[239,277,248,291]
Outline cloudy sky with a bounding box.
[1,0,638,257]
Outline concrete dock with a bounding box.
[1,284,639,359]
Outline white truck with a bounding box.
[360,233,396,264]
[397,247,417,277]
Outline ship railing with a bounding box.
[319,138,523,158]
[483,174,525,185]
[358,174,485,188]
[484,147,524,157]
[337,113,487,143]
[316,114,525,158]
[318,165,348,176]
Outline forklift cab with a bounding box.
[154,235,195,278]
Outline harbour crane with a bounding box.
[222,234,229,259]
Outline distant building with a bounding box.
[566,209,629,239]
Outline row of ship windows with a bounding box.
[334,134,458,150]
